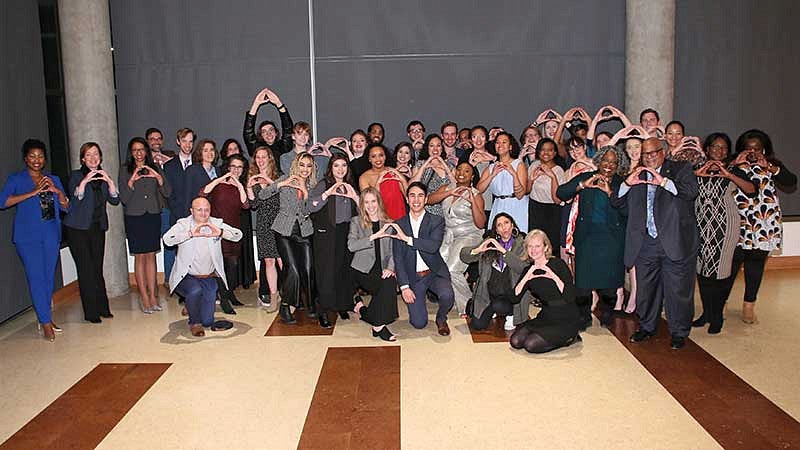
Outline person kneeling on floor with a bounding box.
[163,197,242,336]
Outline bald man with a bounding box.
[613,137,698,349]
[163,197,242,336]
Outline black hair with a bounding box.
[419,134,443,160]
[220,138,244,160]
[394,141,416,167]
[495,131,521,159]
[535,138,558,160]
[406,120,425,134]
[665,120,685,135]
[407,181,428,196]
[734,129,775,161]
[702,132,732,161]
[145,127,162,139]
[324,152,354,187]
[639,108,660,122]
[125,137,158,174]
[224,153,250,184]
[21,138,47,160]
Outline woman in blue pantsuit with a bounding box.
[0,139,70,341]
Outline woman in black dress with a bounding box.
[308,154,360,328]
[511,229,581,354]
[350,187,399,341]
[247,146,282,311]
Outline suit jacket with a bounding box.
[118,165,171,215]
[163,157,190,221]
[258,175,313,237]
[611,159,699,266]
[392,212,449,287]
[163,216,243,292]
[184,164,214,206]
[348,216,395,274]
[62,168,120,231]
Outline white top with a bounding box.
[408,211,430,272]
[528,160,565,203]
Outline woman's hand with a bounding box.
[381,269,395,279]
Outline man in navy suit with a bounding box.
[390,182,454,336]
[162,128,195,284]
[613,137,699,349]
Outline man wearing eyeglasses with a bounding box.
[613,137,699,350]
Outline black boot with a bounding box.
[318,311,332,328]
[229,291,244,306]
[279,304,296,324]
[219,295,236,315]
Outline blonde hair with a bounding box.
[249,146,279,180]
[358,187,391,229]
[523,229,553,261]
[289,152,317,187]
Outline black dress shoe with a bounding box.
[306,302,317,318]
[707,323,722,334]
[279,304,296,324]
[219,297,237,315]
[692,316,707,327]
[372,327,396,341]
[670,336,686,350]
[87,318,102,324]
[599,309,613,328]
[630,329,654,343]
[338,311,350,320]
[100,313,114,319]
[318,313,332,329]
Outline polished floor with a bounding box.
[1,269,799,449]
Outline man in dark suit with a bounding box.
[613,137,699,349]
[390,182,454,336]
[162,128,195,301]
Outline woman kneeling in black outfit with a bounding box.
[511,229,582,354]
[461,213,530,331]
[350,187,399,341]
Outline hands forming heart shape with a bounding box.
[192,222,220,238]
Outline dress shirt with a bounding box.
[408,211,429,272]
[180,154,192,169]
[187,221,217,276]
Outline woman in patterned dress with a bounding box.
[247,146,282,311]
[727,129,797,324]
[691,133,755,334]
[410,134,455,216]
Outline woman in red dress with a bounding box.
[358,143,407,220]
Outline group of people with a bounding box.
[2,87,796,353]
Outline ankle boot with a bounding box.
[229,291,244,306]
[219,296,236,315]
[318,311,332,328]
[306,301,317,318]
[279,304,296,324]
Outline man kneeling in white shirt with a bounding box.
[163,197,242,336]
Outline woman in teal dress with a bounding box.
[556,145,629,329]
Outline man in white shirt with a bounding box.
[163,197,242,336]
[390,182,454,336]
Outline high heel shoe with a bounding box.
[219,296,236,315]
[692,316,707,327]
[51,322,63,332]
[372,326,396,342]
[229,293,244,306]
[338,311,350,320]
[742,302,756,324]
[42,323,56,342]
[279,304,296,324]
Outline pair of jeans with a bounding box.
[175,275,217,326]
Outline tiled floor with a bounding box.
[1,269,799,449]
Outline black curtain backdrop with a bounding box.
[0,0,55,323]
[110,0,625,152]
[675,0,800,214]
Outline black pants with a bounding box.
[729,247,769,303]
[697,274,732,328]
[275,232,316,308]
[314,223,354,313]
[218,255,239,299]
[471,295,514,330]
[352,265,398,326]
[66,223,111,321]
[528,200,562,251]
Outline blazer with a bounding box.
[348,216,395,274]
[258,175,313,237]
[163,156,190,220]
[611,159,699,266]
[184,164,214,206]
[392,212,449,288]
[63,168,120,231]
[460,237,532,325]
[556,171,627,243]
[118,165,171,215]
[0,170,67,244]
[163,216,243,292]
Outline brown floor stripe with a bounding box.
[1,363,171,450]
[607,315,800,450]
[298,346,400,450]
[265,309,338,336]
[467,317,513,343]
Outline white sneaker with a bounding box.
[504,316,515,331]
[151,305,163,312]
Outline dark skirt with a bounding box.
[528,200,562,251]
[574,226,625,290]
[124,213,161,254]
[521,302,581,345]
[313,222,354,312]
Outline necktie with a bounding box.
[646,173,657,238]
[183,159,189,169]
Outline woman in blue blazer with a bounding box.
[0,139,70,341]
[63,142,120,323]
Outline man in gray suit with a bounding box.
[613,137,699,349]
[163,197,242,336]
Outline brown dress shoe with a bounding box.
[436,320,450,336]
[190,324,205,337]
